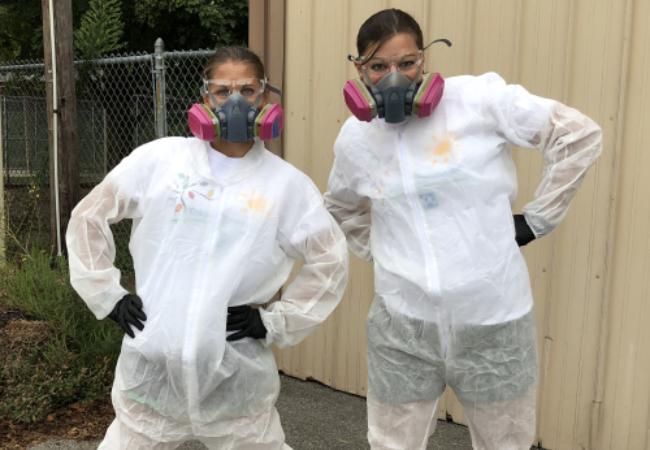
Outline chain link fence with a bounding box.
[0,40,214,273]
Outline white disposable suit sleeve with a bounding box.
[487,73,603,238]
[323,140,373,262]
[66,147,147,320]
[260,178,349,348]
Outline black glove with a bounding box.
[108,294,147,338]
[513,214,536,247]
[226,305,267,341]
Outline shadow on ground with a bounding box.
[29,374,473,450]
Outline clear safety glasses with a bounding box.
[349,39,452,79]
[203,78,267,103]
[359,52,423,77]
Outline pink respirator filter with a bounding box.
[343,79,377,122]
[256,103,284,141]
[188,104,218,141]
[414,73,445,118]
[343,73,446,122]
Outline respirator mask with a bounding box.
[188,77,284,142]
[344,39,452,123]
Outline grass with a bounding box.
[0,248,124,423]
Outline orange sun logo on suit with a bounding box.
[238,189,270,213]
[425,131,462,166]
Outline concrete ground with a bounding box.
[30,375,473,450]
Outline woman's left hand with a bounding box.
[226,305,267,341]
[514,215,536,247]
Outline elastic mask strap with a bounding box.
[202,81,222,113]
[252,92,263,110]
[252,78,283,110]
[410,64,423,91]
[361,66,380,95]
[348,53,383,95]
[252,78,267,110]
[208,91,222,112]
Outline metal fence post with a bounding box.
[154,38,167,139]
[1,48,213,269]
[0,95,4,266]
[2,97,8,186]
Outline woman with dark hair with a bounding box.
[67,46,349,449]
[325,8,602,450]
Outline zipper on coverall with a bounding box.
[183,185,227,419]
[396,130,449,355]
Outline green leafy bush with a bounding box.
[0,249,123,423]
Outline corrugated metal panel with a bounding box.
[275,0,650,448]
[599,0,650,448]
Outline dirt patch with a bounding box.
[0,307,36,330]
[0,320,52,347]
[0,398,114,449]
[0,318,53,371]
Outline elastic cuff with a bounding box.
[258,308,276,347]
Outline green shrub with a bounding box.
[1,349,113,422]
[0,248,123,423]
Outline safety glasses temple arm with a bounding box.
[346,38,451,63]
[422,38,453,50]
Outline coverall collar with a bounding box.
[190,138,265,185]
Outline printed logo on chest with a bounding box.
[425,131,462,166]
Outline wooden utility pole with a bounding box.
[0,96,4,267]
[41,0,79,256]
[249,1,285,308]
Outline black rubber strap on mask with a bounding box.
[267,84,282,96]
[253,78,282,110]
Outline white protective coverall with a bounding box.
[67,137,349,450]
[324,72,602,450]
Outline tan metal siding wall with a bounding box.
[599,0,650,448]
[274,1,650,449]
